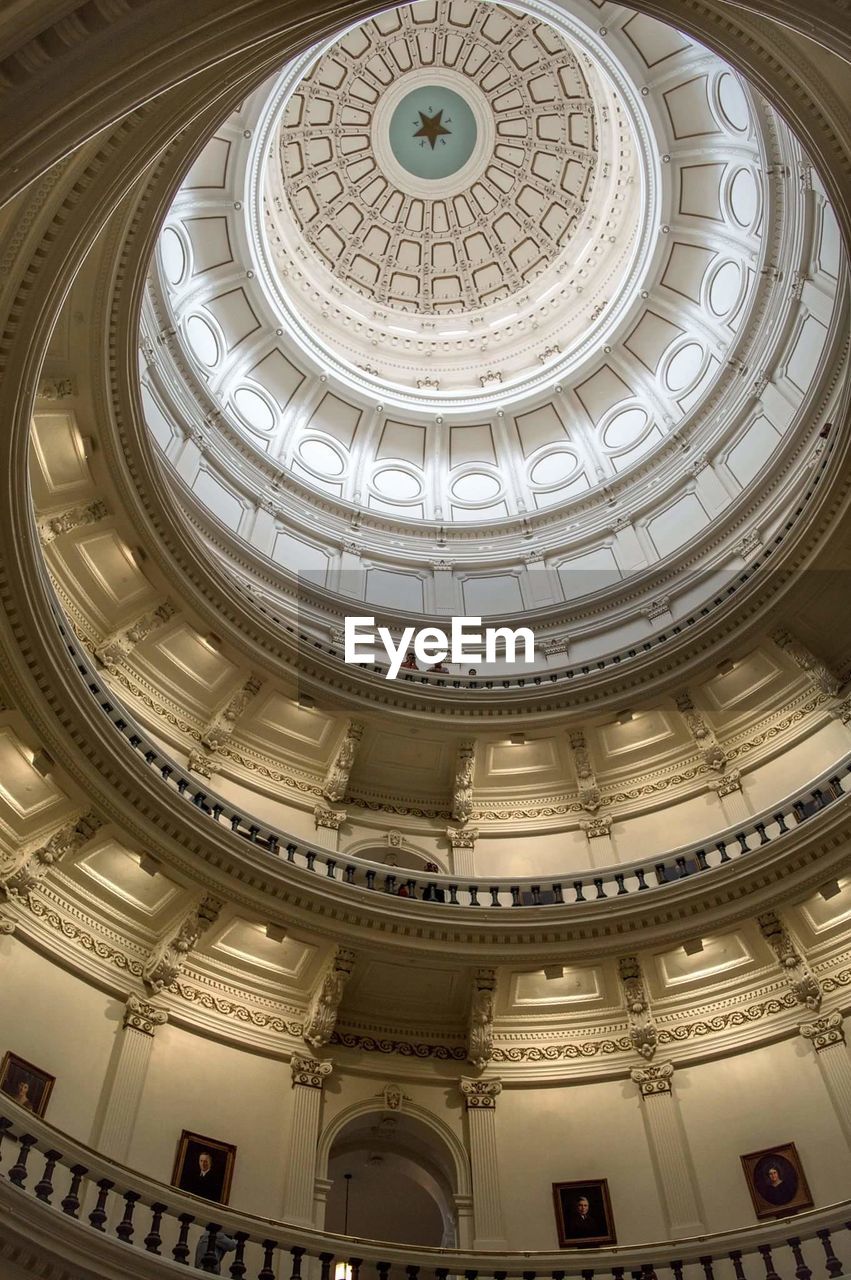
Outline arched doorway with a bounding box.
[321,1103,469,1247]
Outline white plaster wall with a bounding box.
[0,937,118,1142]
[676,1037,851,1232]
[127,1022,294,1220]
[495,1079,667,1248]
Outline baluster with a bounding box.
[259,1239,278,1280]
[61,1163,87,1216]
[510,886,521,906]
[116,1190,140,1242]
[672,1262,684,1280]
[489,886,501,906]
[320,1251,334,1280]
[552,882,565,903]
[9,1134,37,1187]
[582,1270,594,1280]
[736,832,750,853]
[641,1266,655,1280]
[144,1202,168,1254]
[695,849,709,871]
[305,852,317,872]
[326,859,337,878]
[817,1229,843,1279]
[635,867,649,890]
[759,1243,781,1280]
[468,885,480,905]
[611,1268,624,1280]
[676,856,689,878]
[406,1266,420,1280]
[0,1116,11,1171]
[716,840,731,863]
[573,880,585,902]
[344,866,356,884]
[730,1250,747,1280]
[701,1257,715,1280]
[286,844,297,862]
[201,1223,222,1273]
[376,1261,391,1280]
[88,1177,114,1231]
[774,811,789,834]
[655,863,668,883]
[494,1271,508,1280]
[467,1270,481,1280]
[436,1268,450,1280]
[448,885,459,905]
[290,1245,306,1280]
[34,1148,62,1202]
[365,870,376,890]
[594,878,606,899]
[172,1212,194,1265]
[755,822,770,844]
[787,1237,812,1280]
[350,1258,363,1280]
[614,874,627,895]
[229,1231,249,1278]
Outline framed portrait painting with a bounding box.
[0,1051,55,1118]
[172,1130,236,1205]
[741,1142,814,1219]
[553,1179,617,1247]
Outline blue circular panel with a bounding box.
[388,85,478,180]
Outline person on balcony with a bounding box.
[194,1228,237,1274]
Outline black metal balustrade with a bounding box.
[54,613,851,910]
[0,1104,847,1280]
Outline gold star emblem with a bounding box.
[413,108,451,150]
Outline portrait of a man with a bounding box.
[172,1130,236,1205]
[553,1179,616,1246]
[741,1143,813,1219]
[0,1051,55,1118]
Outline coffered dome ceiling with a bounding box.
[140,0,848,673]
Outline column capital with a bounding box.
[123,993,168,1037]
[460,1077,502,1109]
[0,916,15,936]
[290,1053,334,1089]
[800,1011,845,1052]
[313,803,346,831]
[631,1060,674,1096]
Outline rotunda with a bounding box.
[0,0,850,1276]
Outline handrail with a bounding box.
[0,1101,848,1278]
[56,613,851,910]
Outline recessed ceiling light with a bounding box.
[819,880,842,901]
[616,710,635,725]
[543,964,564,980]
[509,732,527,745]
[683,938,704,956]
[266,923,287,942]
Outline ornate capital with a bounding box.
[800,1011,844,1052]
[581,815,612,839]
[631,1061,674,1096]
[712,769,742,798]
[0,916,15,937]
[313,804,346,831]
[123,993,169,1037]
[446,825,479,849]
[460,1077,502,1109]
[291,1053,334,1089]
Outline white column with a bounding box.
[581,816,615,867]
[94,995,168,1161]
[282,1054,333,1226]
[447,829,477,878]
[630,1062,704,1237]
[460,1078,507,1250]
[800,1013,851,1145]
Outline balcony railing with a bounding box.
[56,614,851,910]
[0,1101,847,1280]
[58,619,851,907]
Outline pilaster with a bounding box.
[630,1062,704,1237]
[459,1077,507,1250]
[283,1054,333,1227]
[94,995,168,1162]
[800,1013,851,1145]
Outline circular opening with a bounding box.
[666,343,704,392]
[233,387,276,432]
[708,262,741,317]
[299,438,345,476]
[160,227,186,285]
[451,472,501,502]
[730,168,758,227]
[530,451,579,485]
[373,467,422,500]
[603,407,648,450]
[717,72,750,132]
[185,315,219,367]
